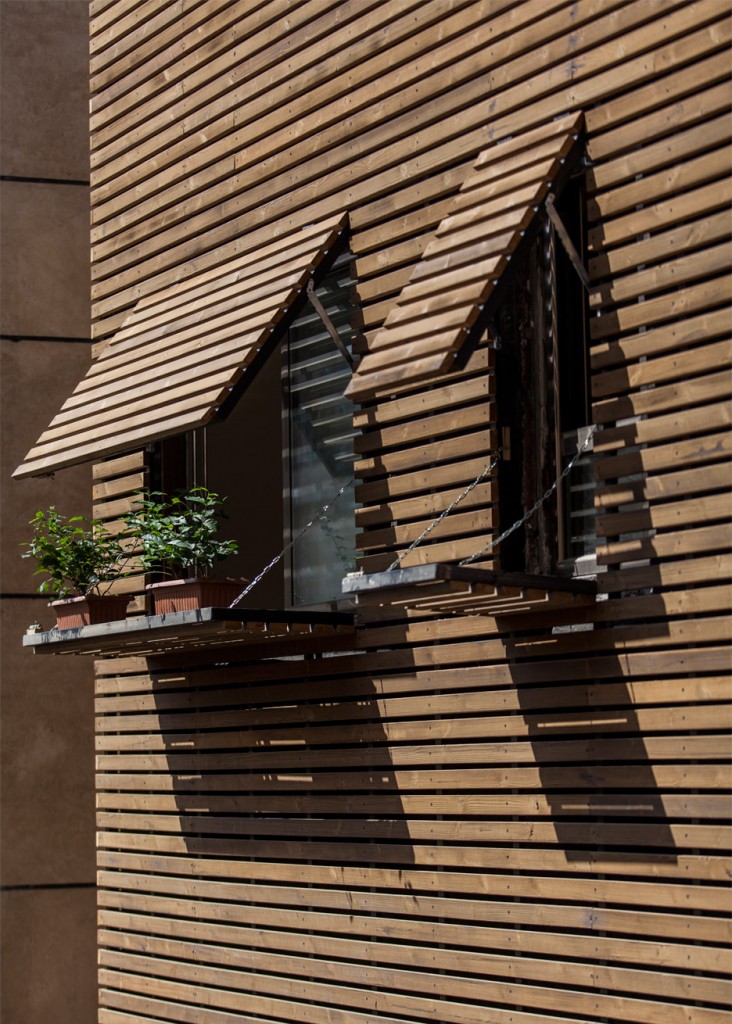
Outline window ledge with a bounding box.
[343,564,596,617]
[22,607,356,658]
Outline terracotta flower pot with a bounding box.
[50,594,131,630]
[146,577,247,615]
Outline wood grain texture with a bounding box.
[83,3,732,1024]
[15,214,346,477]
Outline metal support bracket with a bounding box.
[306,278,354,370]
[545,193,590,291]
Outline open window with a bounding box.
[284,254,357,605]
[153,252,358,610]
[495,171,596,579]
[18,214,362,653]
[344,113,598,616]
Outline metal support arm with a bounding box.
[545,193,590,291]
[306,278,354,369]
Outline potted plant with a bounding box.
[124,487,243,614]
[21,507,129,629]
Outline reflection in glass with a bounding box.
[284,257,357,605]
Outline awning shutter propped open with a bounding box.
[14,213,347,478]
[346,112,583,400]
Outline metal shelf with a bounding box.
[343,563,596,616]
[22,607,356,657]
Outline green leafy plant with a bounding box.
[124,486,238,578]
[21,507,125,599]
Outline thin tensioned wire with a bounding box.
[460,424,597,566]
[387,454,500,572]
[228,424,595,605]
[228,476,354,607]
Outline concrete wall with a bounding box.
[0,2,96,1021]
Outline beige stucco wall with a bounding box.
[0,2,96,1021]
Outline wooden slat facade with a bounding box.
[82,2,732,1022]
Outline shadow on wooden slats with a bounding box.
[499,278,731,867]
[142,644,415,866]
[503,619,681,867]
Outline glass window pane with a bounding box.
[285,259,357,606]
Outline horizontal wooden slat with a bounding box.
[593,368,732,424]
[97,909,728,976]
[592,337,732,399]
[14,214,345,478]
[94,672,731,734]
[88,0,605,245]
[590,306,730,371]
[96,939,730,1015]
[91,1,724,324]
[590,241,732,311]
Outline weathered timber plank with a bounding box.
[356,455,498,504]
[596,462,731,507]
[94,700,732,755]
[92,450,146,480]
[588,107,732,195]
[600,553,732,593]
[90,0,168,50]
[90,0,357,132]
[357,508,494,553]
[95,854,732,930]
[593,399,731,452]
[593,369,732,424]
[95,791,729,821]
[355,429,496,477]
[353,372,492,430]
[588,178,732,253]
[590,307,730,371]
[94,733,731,778]
[95,639,732,711]
[95,759,730,793]
[93,638,732,699]
[101,822,724,865]
[91,0,544,217]
[92,848,731,918]
[597,527,732,566]
[89,0,591,235]
[589,242,732,311]
[586,64,732,158]
[96,936,731,1009]
[90,0,473,185]
[354,403,493,456]
[94,809,728,854]
[94,674,732,735]
[96,909,729,976]
[90,17,730,338]
[90,0,716,301]
[92,472,146,502]
[590,275,732,343]
[90,0,236,84]
[589,211,732,284]
[588,145,732,225]
[592,337,732,398]
[356,482,496,529]
[597,428,732,480]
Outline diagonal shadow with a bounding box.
[144,644,416,869]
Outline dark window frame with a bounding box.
[494,166,595,577]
